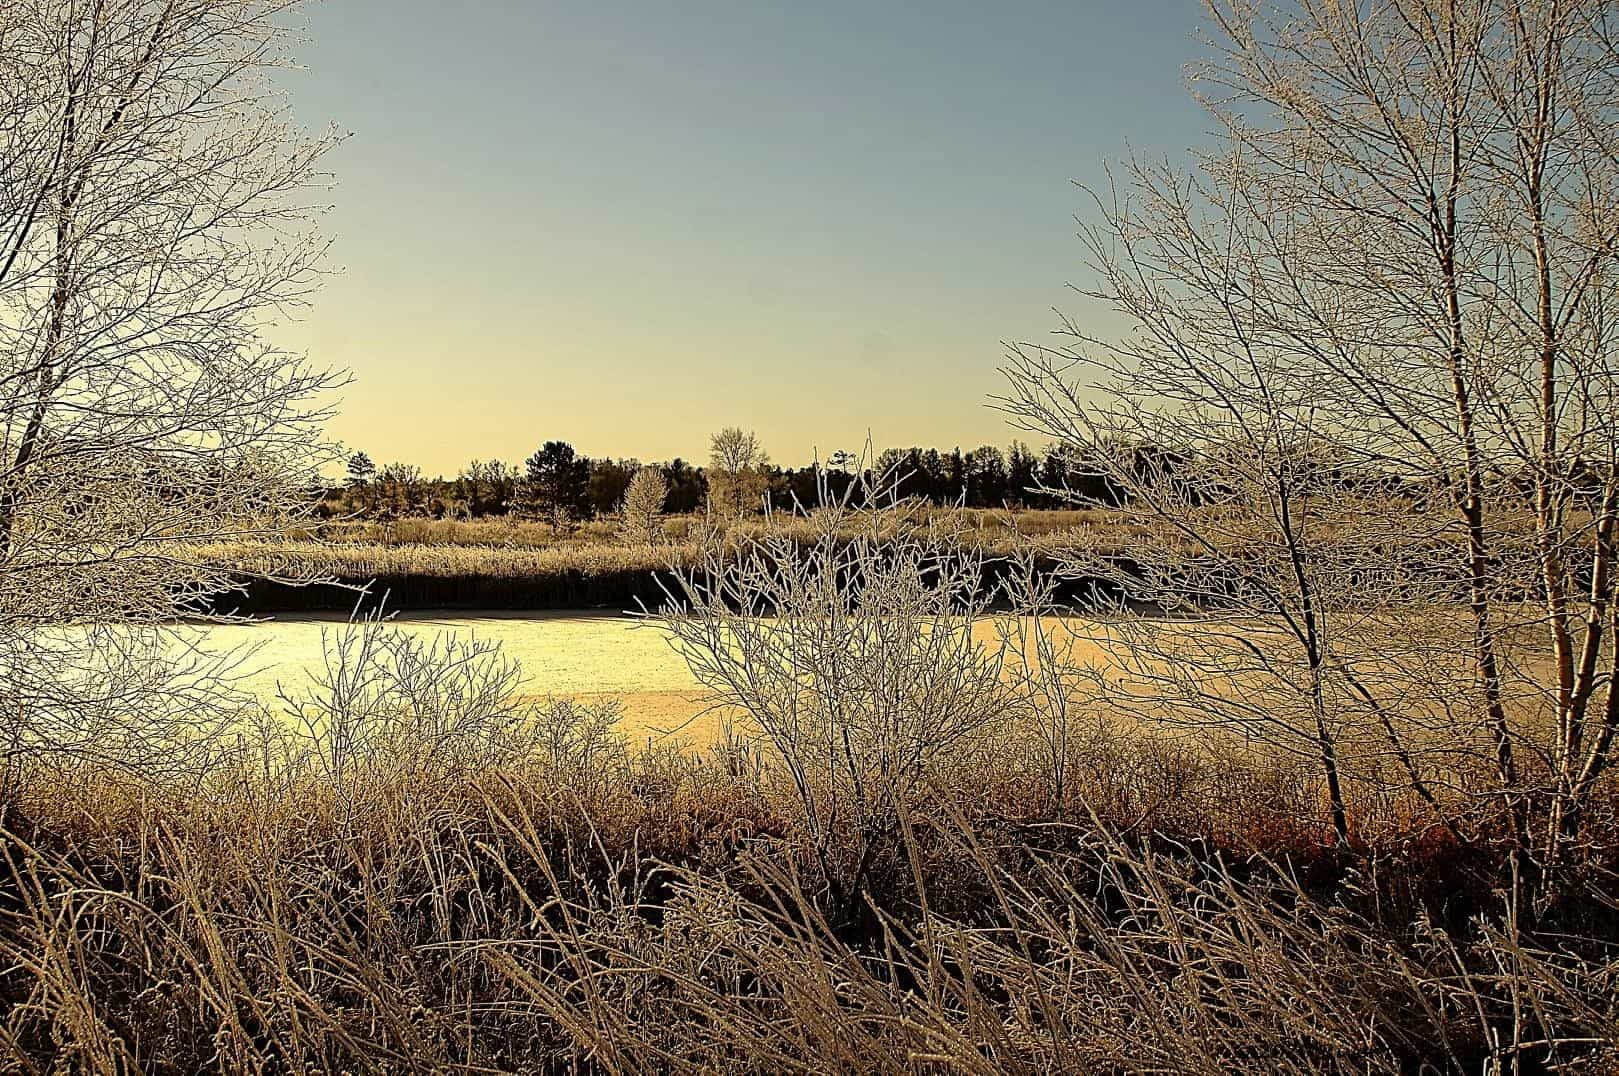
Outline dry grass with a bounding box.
[194,507,1120,586]
[292,508,1121,550]
[188,502,1520,613]
[2,599,1617,1073]
[2,735,1615,1074]
[193,537,688,582]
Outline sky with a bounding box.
[273,1,1214,475]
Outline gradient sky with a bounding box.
[273,1,1213,475]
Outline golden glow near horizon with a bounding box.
[272,0,1208,476]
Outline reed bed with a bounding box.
[208,508,1131,581]
[179,507,1205,612]
[194,538,691,582]
[193,501,1525,595]
[293,508,1124,551]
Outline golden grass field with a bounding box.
[187,507,1136,582]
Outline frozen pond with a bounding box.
[189,610,721,745]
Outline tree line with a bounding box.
[335,426,1574,530]
[331,432,1104,525]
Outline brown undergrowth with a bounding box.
[1,732,1615,1074]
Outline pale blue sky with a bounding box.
[275,1,1213,473]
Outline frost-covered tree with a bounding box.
[1002,0,1619,863]
[707,427,769,519]
[0,0,343,778]
[619,465,668,544]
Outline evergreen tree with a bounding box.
[346,452,376,487]
[524,441,592,529]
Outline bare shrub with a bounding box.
[660,482,1014,916]
[276,617,625,797]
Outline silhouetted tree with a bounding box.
[346,452,376,487]
[1006,442,1039,507]
[588,458,640,518]
[945,449,968,501]
[525,441,592,529]
[969,446,1007,507]
[319,436,1212,520]
[663,458,707,513]
[375,463,425,519]
[486,461,520,515]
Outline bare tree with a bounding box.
[707,426,770,519]
[375,462,425,520]
[1003,0,1619,866]
[618,465,668,544]
[0,0,343,776]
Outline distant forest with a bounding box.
[329,432,1587,527]
[329,441,1102,521]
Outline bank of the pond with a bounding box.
[187,528,1520,616]
[194,552,1125,615]
[221,567,681,613]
